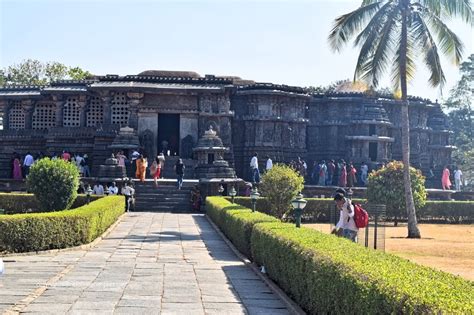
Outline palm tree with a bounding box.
[329,0,473,238]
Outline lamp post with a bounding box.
[229,186,237,204]
[86,186,93,204]
[250,187,260,212]
[218,184,224,195]
[291,193,307,228]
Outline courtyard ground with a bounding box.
[305,223,474,281]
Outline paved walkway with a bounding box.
[0,213,291,315]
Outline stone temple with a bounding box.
[0,70,453,186]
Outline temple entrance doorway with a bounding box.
[158,114,180,156]
[369,142,378,162]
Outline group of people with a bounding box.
[441,165,464,191]
[311,160,365,187]
[10,150,91,180]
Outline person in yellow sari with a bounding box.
[135,155,148,182]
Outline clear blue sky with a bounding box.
[1,0,472,100]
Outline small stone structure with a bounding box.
[97,154,126,181]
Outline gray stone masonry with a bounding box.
[0,213,291,315]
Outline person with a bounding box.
[327,160,335,186]
[82,154,90,177]
[130,150,140,177]
[61,150,71,161]
[23,152,34,177]
[360,162,369,186]
[441,165,452,190]
[174,158,185,189]
[454,167,463,191]
[158,152,166,178]
[75,153,85,177]
[332,192,358,242]
[265,155,273,172]
[318,160,327,186]
[338,162,347,187]
[135,155,148,182]
[150,156,162,187]
[121,181,135,211]
[93,183,104,195]
[116,151,127,168]
[347,163,357,187]
[12,155,22,180]
[190,185,202,211]
[311,161,320,185]
[250,153,260,184]
[108,182,119,194]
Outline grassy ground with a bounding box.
[304,223,474,281]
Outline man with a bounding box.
[121,182,135,211]
[23,152,34,176]
[174,158,185,190]
[360,162,369,186]
[93,183,104,195]
[108,182,119,194]
[265,155,273,172]
[250,153,260,183]
[454,167,463,191]
[332,192,358,242]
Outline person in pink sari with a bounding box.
[339,162,347,187]
[441,165,452,190]
[12,157,22,180]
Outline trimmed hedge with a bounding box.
[0,195,124,253]
[207,197,278,258]
[208,197,474,314]
[0,193,102,215]
[229,197,474,224]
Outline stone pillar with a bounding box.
[127,92,143,129]
[23,100,35,129]
[101,94,112,126]
[78,95,87,127]
[52,95,64,127]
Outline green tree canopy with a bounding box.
[2,59,93,86]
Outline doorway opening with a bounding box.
[369,142,378,162]
[158,114,180,156]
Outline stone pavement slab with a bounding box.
[0,212,292,314]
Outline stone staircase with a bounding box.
[133,180,197,212]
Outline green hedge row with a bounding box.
[0,195,124,253]
[207,197,474,314]
[229,197,473,223]
[0,193,102,214]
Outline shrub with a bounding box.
[207,197,474,314]
[0,195,124,253]
[0,193,102,214]
[260,164,304,219]
[367,161,427,224]
[26,158,80,212]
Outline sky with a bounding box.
[1,0,473,100]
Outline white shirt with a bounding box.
[266,158,273,170]
[336,198,358,232]
[454,170,463,180]
[109,186,119,194]
[131,151,140,161]
[121,186,134,196]
[93,185,104,195]
[250,156,258,169]
[361,164,368,174]
[23,154,34,167]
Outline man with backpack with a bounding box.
[333,192,358,242]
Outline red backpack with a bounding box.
[352,203,369,228]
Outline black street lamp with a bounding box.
[250,187,260,212]
[229,186,237,204]
[291,193,307,228]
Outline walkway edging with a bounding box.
[0,213,126,258]
[205,214,306,315]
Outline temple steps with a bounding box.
[133,180,196,212]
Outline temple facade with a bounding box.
[0,71,454,186]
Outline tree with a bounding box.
[2,59,92,86]
[26,158,80,212]
[328,0,472,238]
[260,164,304,220]
[444,54,474,188]
[367,161,427,225]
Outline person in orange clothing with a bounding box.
[135,155,148,182]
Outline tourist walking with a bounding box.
[265,155,273,172]
[130,150,140,178]
[23,152,34,177]
[158,152,166,178]
[135,155,148,182]
[82,154,90,177]
[360,162,369,186]
[327,160,335,186]
[347,163,357,187]
[74,153,85,177]
[338,162,347,187]
[12,155,22,180]
[318,160,327,186]
[174,158,185,190]
[441,165,452,190]
[332,192,358,242]
[250,153,260,184]
[150,156,162,187]
[454,167,463,191]
[116,151,126,167]
[121,182,135,211]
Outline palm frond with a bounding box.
[424,10,465,65]
[439,0,473,24]
[328,2,383,52]
[354,2,395,46]
[411,11,446,88]
[391,31,417,92]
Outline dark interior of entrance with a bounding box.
[158,114,180,156]
[369,142,378,161]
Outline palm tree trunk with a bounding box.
[400,4,421,238]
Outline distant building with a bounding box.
[0,70,453,187]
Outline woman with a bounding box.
[135,155,148,182]
[150,156,162,187]
[441,165,452,190]
[338,162,347,187]
[12,155,22,180]
[116,150,126,167]
[347,163,357,187]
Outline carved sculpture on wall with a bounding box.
[181,135,195,159]
[139,129,154,159]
